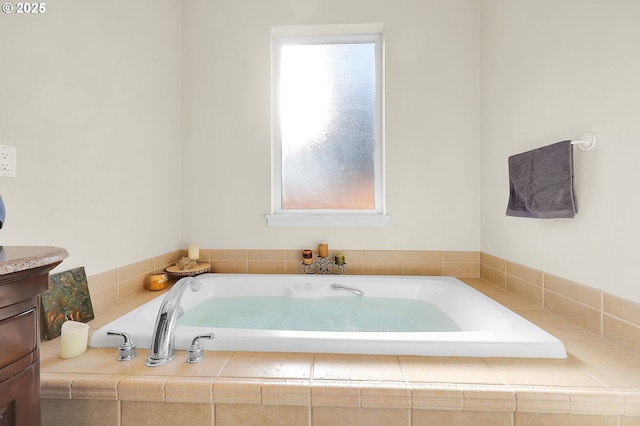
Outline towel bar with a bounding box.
[571,133,597,151]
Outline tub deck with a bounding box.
[40,278,640,425]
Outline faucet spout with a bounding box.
[330,283,364,297]
[145,276,202,367]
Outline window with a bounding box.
[267,26,389,227]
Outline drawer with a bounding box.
[0,308,36,371]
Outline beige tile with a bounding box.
[403,261,442,276]
[621,392,640,416]
[313,406,410,426]
[514,412,619,426]
[210,249,248,260]
[220,352,312,379]
[480,264,506,288]
[620,415,640,426]
[164,378,213,403]
[411,386,464,410]
[514,309,595,339]
[118,275,146,301]
[90,285,119,314]
[118,258,155,282]
[463,278,539,310]
[40,373,75,399]
[413,409,513,426]
[118,376,167,402]
[507,262,543,286]
[313,354,405,381]
[569,390,624,415]
[443,262,480,278]
[154,250,180,269]
[516,389,570,413]
[216,403,308,426]
[481,253,506,272]
[122,401,213,426]
[604,294,640,327]
[286,259,307,274]
[88,269,118,293]
[285,249,305,261]
[360,383,412,409]
[40,339,72,373]
[213,378,261,404]
[210,259,248,273]
[563,338,640,388]
[507,275,543,306]
[363,260,402,275]
[544,290,602,336]
[195,248,211,263]
[247,260,286,274]
[130,350,231,378]
[248,249,286,261]
[463,388,516,411]
[545,274,602,310]
[444,251,479,262]
[41,398,119,426]
[51,348,146,375]
[311,381,361,407]
[403,251,443,262]
[364,250,406,261]
[262,380,311,406]
[400,356,503,385]
[338,250,364,275]
[71,374,120,399]
[484,356,605,388]
[603,315,640,355]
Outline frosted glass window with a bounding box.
[273,34,383,214]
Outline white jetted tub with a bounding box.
[90,274,567,358]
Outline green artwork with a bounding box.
[41,266,94,340]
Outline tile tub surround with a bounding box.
[94,249,640,358]
[40,278,640,426]
[480,253,640,357]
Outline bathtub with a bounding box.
[90,274,567,358]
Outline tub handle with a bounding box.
[107,330,137,361]
[186,333,215,364]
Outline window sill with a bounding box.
[265,214,391,227]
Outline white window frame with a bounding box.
[266,24,390,227]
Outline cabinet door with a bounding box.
[0,303,38,371]
[0,363,39,426]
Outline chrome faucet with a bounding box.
[330,283,364,297]
[145,276,202,367]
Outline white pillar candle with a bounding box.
[59,320,90,359]
[188,243,200,260]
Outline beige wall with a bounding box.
[480,0,640,302]
[180,0,482,251]
[0,0,182,275]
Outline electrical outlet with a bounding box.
[0,145,16,178]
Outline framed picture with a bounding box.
[41,266,94,340]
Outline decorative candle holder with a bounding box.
[302,256,346,275]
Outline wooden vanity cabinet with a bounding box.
[0,262,61,426]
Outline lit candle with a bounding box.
[318,243,329,258]
[188,243,200,260]
[335,254,345,265]
[59,320,90,359]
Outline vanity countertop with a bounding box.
[0,246,69,275]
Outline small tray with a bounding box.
[166,262,211,277]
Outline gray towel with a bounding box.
[506,140,577,218]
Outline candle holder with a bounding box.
[302,256,346,275]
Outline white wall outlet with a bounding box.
[0,145,16,178]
